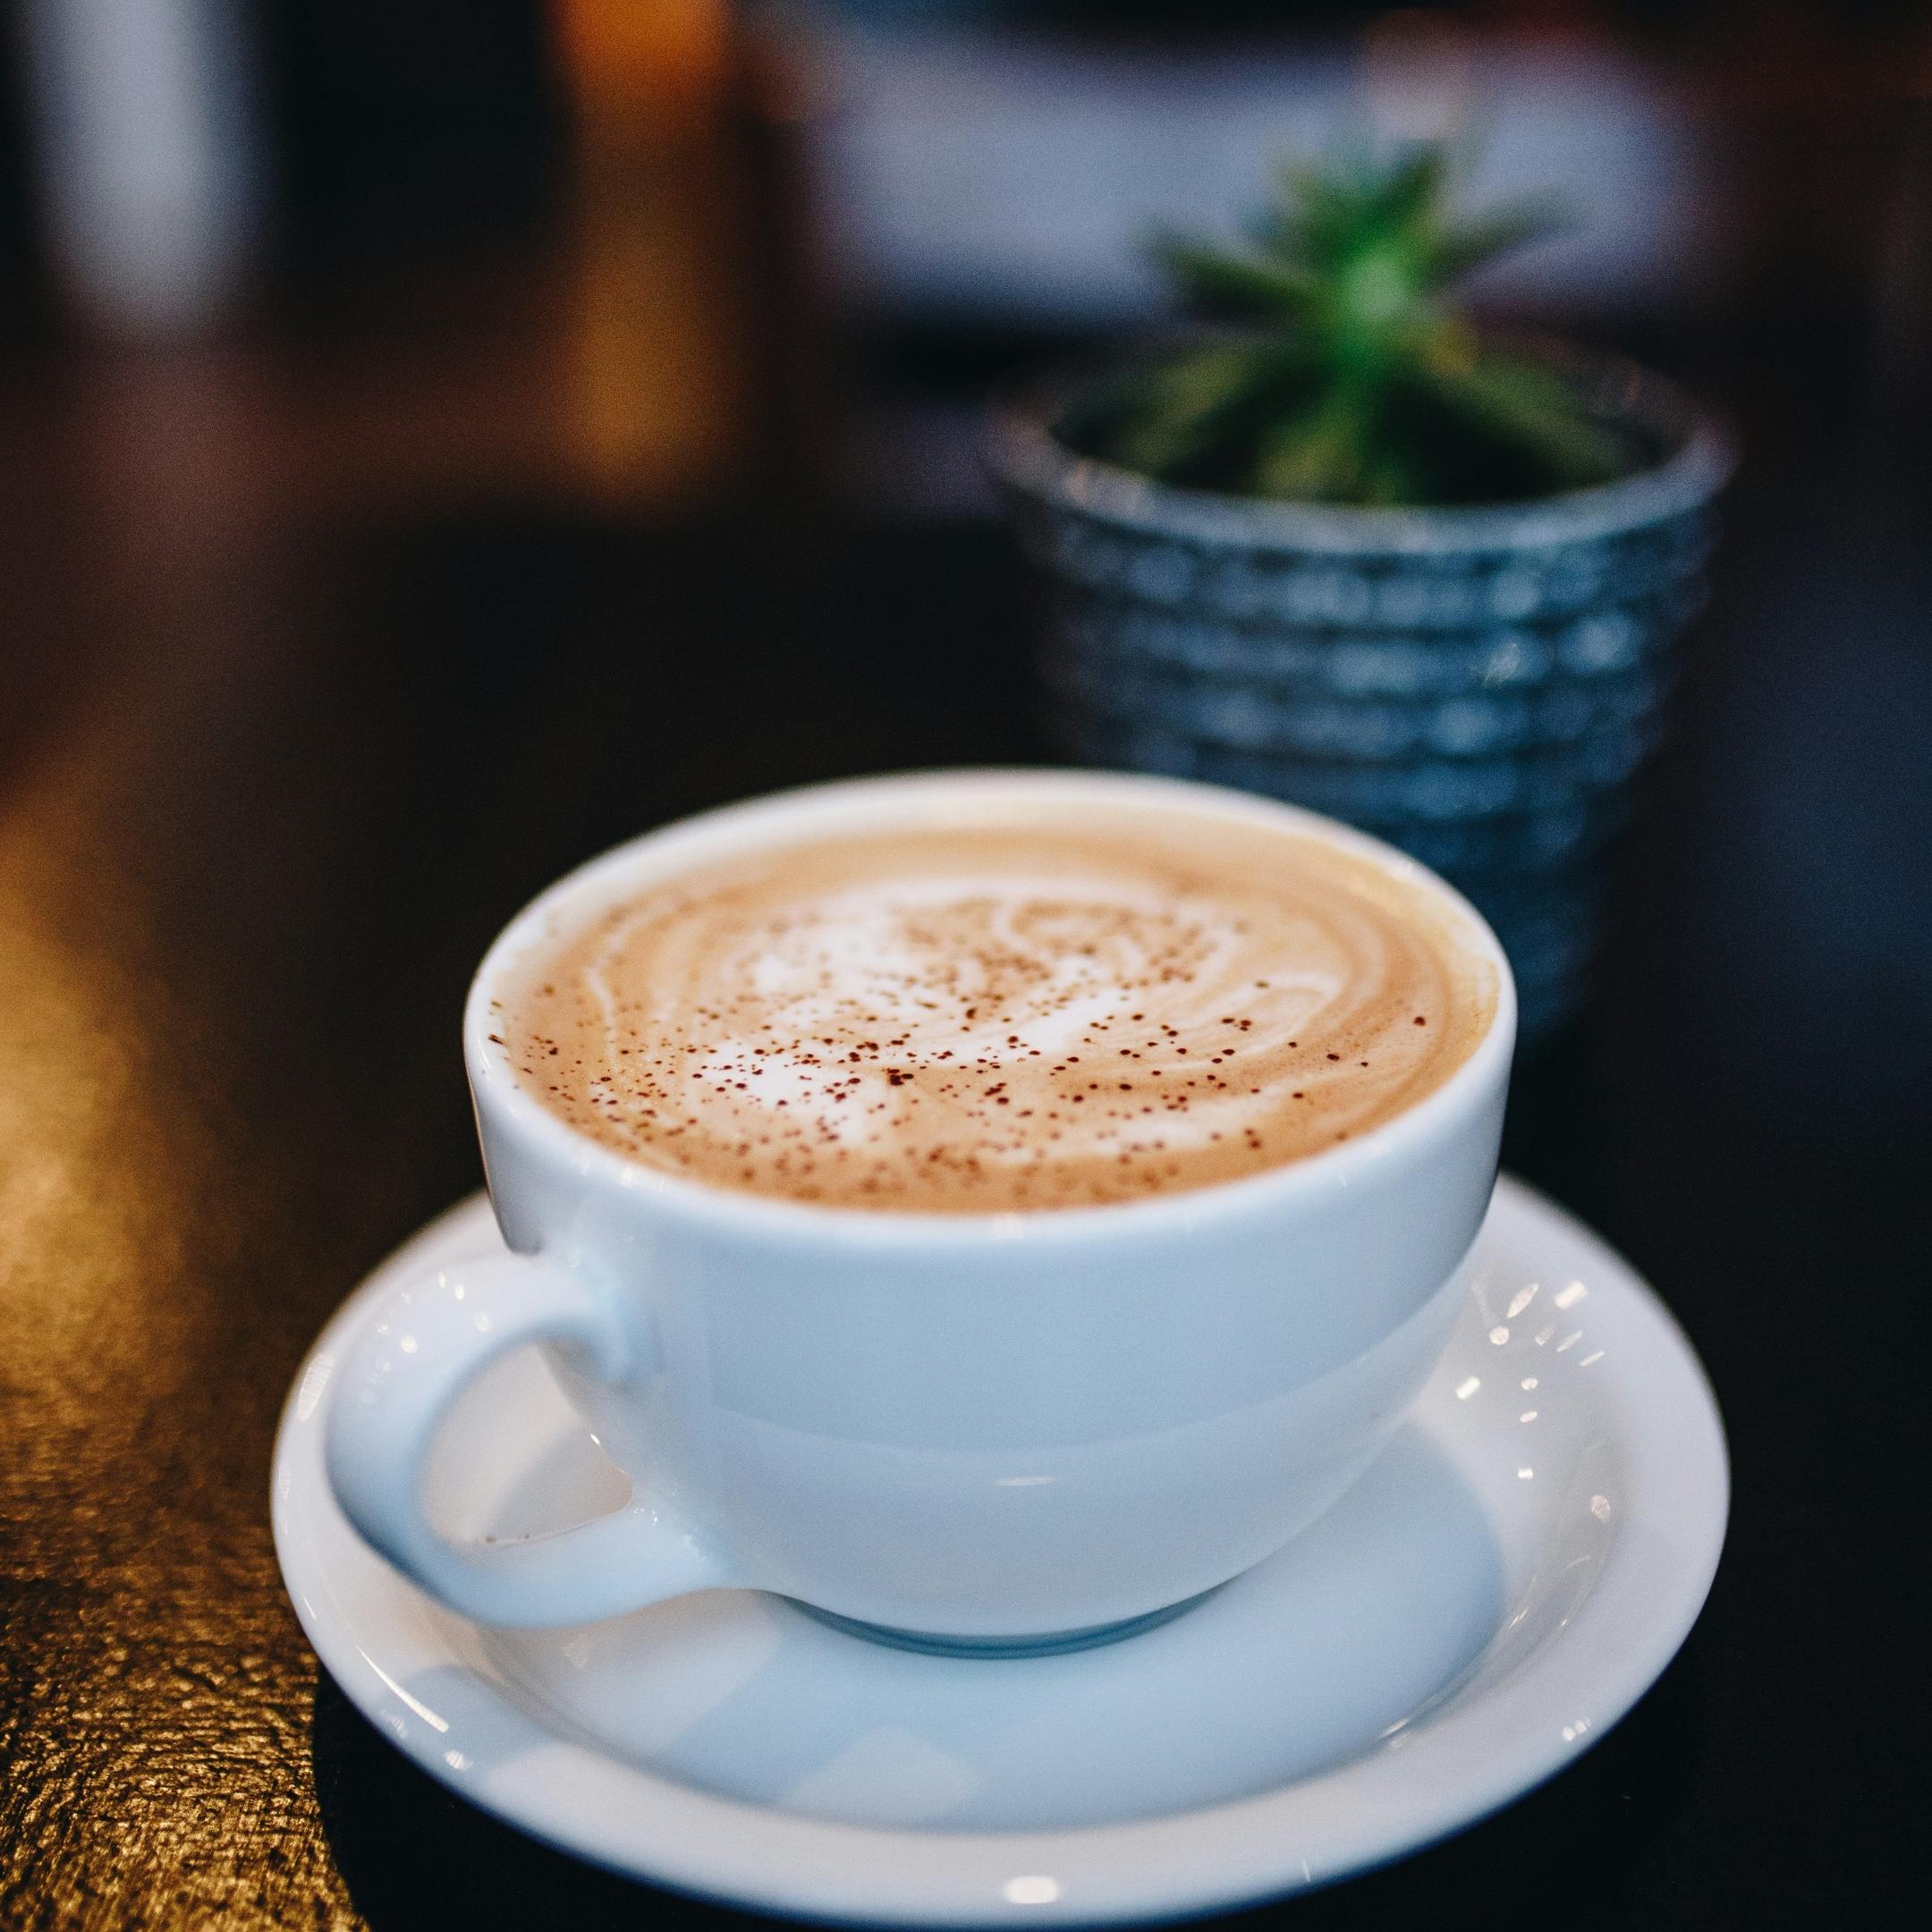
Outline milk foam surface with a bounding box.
[495,812,1496,1212]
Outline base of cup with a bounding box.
[792,1586,1222,1659]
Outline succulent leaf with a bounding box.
[1102,342,1284,480]
[1419,353,1628,489]
[1153,239,1318,321]
[1253,384,1372,502]
[1426,200,1572,288]
[1069,140,1633,505]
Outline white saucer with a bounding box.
[273,1175,1727,1926]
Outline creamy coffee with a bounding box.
[493,808,1497,1212]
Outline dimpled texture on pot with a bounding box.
[991,350,1733,1039]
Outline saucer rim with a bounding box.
[272,1176,1728,1927]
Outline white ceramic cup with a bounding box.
[324,770,1516,1649]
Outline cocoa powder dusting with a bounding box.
[496,812,1496,1212]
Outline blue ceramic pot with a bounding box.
[990,349,1733,1039]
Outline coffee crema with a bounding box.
[493,811,1497,1212]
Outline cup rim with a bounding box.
[464,768,1517,1248]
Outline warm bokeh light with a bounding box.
[553,0,736,133]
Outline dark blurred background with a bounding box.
[1,3,1927,523]
[2,5,1928,1928]
[4,2,1930,492]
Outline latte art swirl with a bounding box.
[496,817,1496,1211]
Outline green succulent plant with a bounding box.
[1060,143,1642,507]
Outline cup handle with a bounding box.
[323,1250,736,1627]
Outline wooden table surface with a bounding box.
[1,321,1924,1928]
